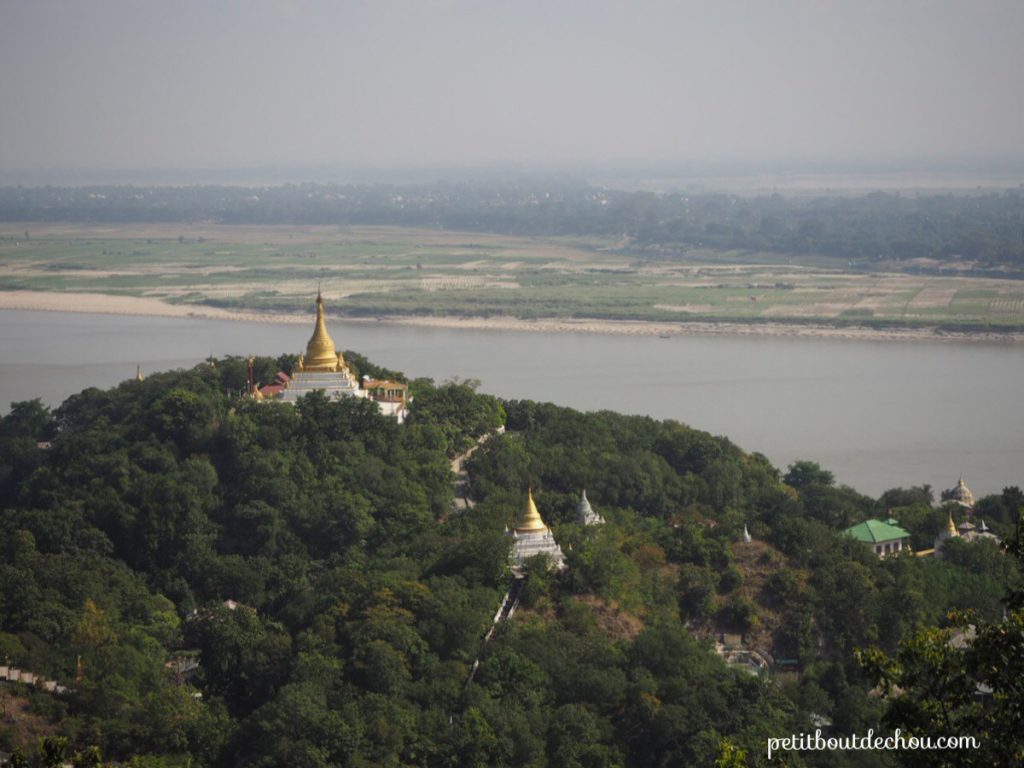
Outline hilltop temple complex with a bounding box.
[250,291,409,422]
[844,474,999,559]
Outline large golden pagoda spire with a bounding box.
[302,288,344,372]
[516,487,549,533]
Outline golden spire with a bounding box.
[945,509,958,538]
[247,355,262,399]
[516,487,549,533]
[302,288,343,371]
[135,365,143,382]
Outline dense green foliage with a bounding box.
[3,182,1024,272]
[0,363,1018,766]
[859,521,1024,767]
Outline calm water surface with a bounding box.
[1,309,1021,498]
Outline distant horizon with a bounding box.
[4,155,1024,192]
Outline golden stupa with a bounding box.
[300,289,346,372]
[516,488,549,533]
[508,487,565,570]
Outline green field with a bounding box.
[2,222,1024,330]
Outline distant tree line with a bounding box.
[3,182,1024,271]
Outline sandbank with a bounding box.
[1,290,1022,343]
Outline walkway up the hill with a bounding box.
[465,575,525,689]
[0,664,69,695]
[448,427,503,516]
[442,426,524,689]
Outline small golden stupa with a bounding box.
[944,509,958,538]
[516,487,550,533]
[508,487,565,570]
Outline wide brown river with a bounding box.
[1,309,1021,498]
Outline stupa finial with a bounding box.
[516,487,548,533]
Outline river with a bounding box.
[1,308,1021,499]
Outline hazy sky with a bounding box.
[1,0,1022,176]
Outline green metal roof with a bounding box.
[844,518,911,544]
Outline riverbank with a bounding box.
[2,289,1022,343]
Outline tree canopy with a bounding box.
[0,358,1018,766]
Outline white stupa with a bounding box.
[576,489,604,526]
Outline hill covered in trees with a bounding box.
[0,356,1019,766]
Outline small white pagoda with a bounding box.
[576,489,604,526]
